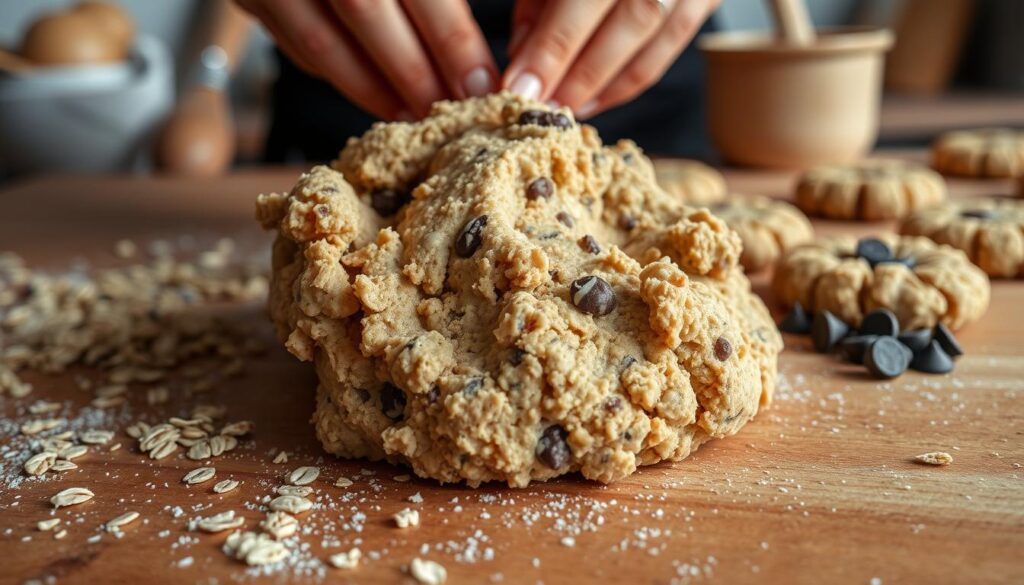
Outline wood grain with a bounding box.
[1,161,1021,585]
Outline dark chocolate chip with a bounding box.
[838,335,878,364]
[535,425,571,469]
[380,383,406,421]
[549,112,573,129]
[527,177,553,200]
[812,310,850,353]
[897,329,932,354]
[570,275,617,316]
[605,397,623,412]
[510,348,527,366]
[621,355,637,369]
[714,337,732,361]
[622,152,635,164]
[932,323,963,358]
[426,386,439,404]
[455,215,488,257]
[578,235,601,254]
[856,238,893,267]
[910,340,954,374]
[860,309,900,337]
[619,214,637,230]
[355,388,370,403]
[370,189,409,216]
[864,337,910,379]
[517,110,548,125]
[463,377,483,396]
[780,302,811,334]
[960,209,995,220]
[557,211,575,227]
[315,204,330,217]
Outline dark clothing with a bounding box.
[265,1,712,163]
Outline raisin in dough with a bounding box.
[932,129,1024,178]
[653,159,727,207]
[771,235,989,330]
[901,198,1024,278]
[709,195,814,272]
[795,159,946,221]
[256,93,781,487]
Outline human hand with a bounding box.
[236,0,498,120]
[504,0,721,118]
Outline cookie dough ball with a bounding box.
[653,159,727,207]
[932,129,1024,178]
[901,198,1024,278]
[795,159,946,221]
[772,235,989,330]
[257,93,781,487]
[710,195,814,272]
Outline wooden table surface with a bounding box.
[1,157,1022,585]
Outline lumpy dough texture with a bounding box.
[256,93,781,487]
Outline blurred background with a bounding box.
[0,0,1021,180]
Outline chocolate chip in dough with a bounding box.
[509,348,527,366]
[897,329,932,354]
[812,310,850,353]
[517,110,547,125]
[455,215,488,257]
[526,177,553,200]
[838,335,878,364]
[860,309,900,337]
[426,386,440,404]
[714,337,732,361]
[549,112,573,129]
[960,209,995,220]
[618,214,637,230]
[380,383,406,421]
[578,235,601,254]
[932,323,963,358]
[856,238,893,267]
[370,188,409,216]
[570,275,617,316]
[462,377,483,396]
[557,211,575,227]
[864,337,910,379]
[536,425,571,469]
[780,302,811,334]
[910,340,955,374]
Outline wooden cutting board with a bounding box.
[1,160,1021,585]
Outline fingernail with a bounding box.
[575,100,598,119]
[396,109,414,122]
[508,72,542,100]
[508,24,530,56]
[463,67,493,98]
[544,99,561,109]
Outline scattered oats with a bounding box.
[287,466,320,486]
[58,445,88,460]
[224,530,289,566]
[275,485,313,497]
[125,421,149,439]
[95,384,128,398]
[91,395,126,409]
[394,508,420,529]
[114,239,137,258]
[182,467,216,485]
[915,452,953,466]
[561,536,576,547]
[146,386,169,405]
[209,435,230,457]
[79,430,115,445]
[394,474,412,482]
[187,440,212,461]
[54,529,68,540]
[105,511,140,532]
[260,511,299,540]
[272,451,289,464]
[28,401,61,415]
[197,510,245,533]
[109,442,122,452]
[149,439,179,460]
[21,418,64,435]
[24,451,57,476]
[51,487,94,508]
[193,404,227,420]
[269,495,313,514]
[410,558,447,585]
[329,548,362,569]
[37,518,61,531]
[213,479,240,494]
[220,421,254,437]
[334,477,353,488]
[50,459,78,472]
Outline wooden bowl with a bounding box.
[700,27,893,169]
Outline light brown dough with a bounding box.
[653,158,727,207]
[709,195,814,272]
[795,159,946,221]
[932,129,1024,178]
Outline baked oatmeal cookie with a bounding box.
[709,195,814,272]
[932,128,1024,178]
[795,159,946,220]
[652,158,727,206]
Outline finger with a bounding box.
[587,0,716,117]
[502,0,616,102]
[236,0,317,74]
[402,0,499,99]
[332,0,448,117]
[241,0,406,120]
[507,0,544,58]
[549,0,669,114]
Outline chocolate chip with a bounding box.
[550,112,573,129]
[621,355,637,369]
[910,340,954,374]
[510,348,527,366]
[605,397,623,412]
[527,177,553,200]
[812,310,850,353]
[960,209,994,220]
[380,383,406,421]
[860,309,899,337]
[463,377,483,396]
[619,214,637,230]
[370,188,409,216]
[517,110,547,125]
[856,238,893,267]
[455,215,488,257]
[517,110,573,129]
[838,335,878,364]
[355,388,370,403]
[780,302,811,334]
[426,386,439,404]
[570,275,617,316]
[714,337,732,361]
[932,323,963,358]
[897,329,932,353]
[557,211,575,227]
[535,425,571,469]
[578,235,601,254]
[315,204,330,218]
[622,152,635,164]
[865,337,910,379]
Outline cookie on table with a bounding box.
[901,198,1024,278]
[709,195,814,272]
[653,158,727,206]
[795,159,946,221]
[771,234,989,331]
[932,128,1024,178]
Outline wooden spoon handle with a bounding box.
[768,0,816,45]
